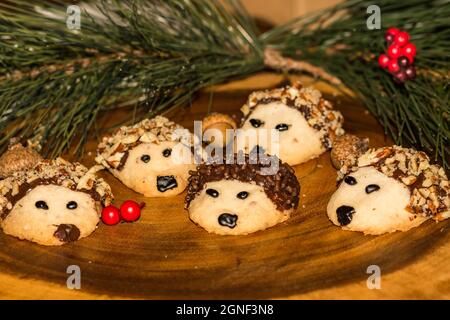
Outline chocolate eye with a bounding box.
[206,188,219,198]
[140,154,151,163]
[249,119,263,128]
[236,191,248,199]
[66,201,78,210]
[35,201,49,210]
[162,148,172,157]
[344,176,357,185]
[365,184,380,194]
[275,123,289,131]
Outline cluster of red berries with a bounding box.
[378,28,417,84]
[102,200,144,225]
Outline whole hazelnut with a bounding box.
[330,134,369,169]
[202,113,237,148]
[0,142,43,178]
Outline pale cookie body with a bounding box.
[238,82,344,166]
[110,141,194,197]
[189,180,292,235]
[0,158,113,246]
[2,185,100,246]
[327,146,450,235]
[327,167,428,235]
[239,102,324,165]
[96,116,195,197]
[185,153,300,236]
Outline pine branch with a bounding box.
[0,0,264,157]
[0,0,448,170]
[263,0,450,168]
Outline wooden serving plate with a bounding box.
[0,74,448,299]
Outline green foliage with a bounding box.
[0,0,448,168]
[0,0,264,157]
[263,0,450,167]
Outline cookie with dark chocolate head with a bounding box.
[0,158,113,246]
[185,153,300,235]
[327,146,450,235]
[237,82,345,166]
[96,116,195,197]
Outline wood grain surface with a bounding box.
[0,73,448,299]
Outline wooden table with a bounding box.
[0,73,448,299]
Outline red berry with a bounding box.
[387,60,400,74]
[102,205,121,225]
[394,31,410,47]
[120,200,141,222]
[398,56,410,69]
[387,45,402,59]
[384,33,394,44]
[405,66,416,80]
[403,54,414,64]
[402,43,416,58]
[386,27,400,36]
[378,54,390,68]
[393,71,407,84]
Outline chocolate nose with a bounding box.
[218,213,238,229]
[53,224,80,243]
[336,205,355,226]
[157,175,178,192]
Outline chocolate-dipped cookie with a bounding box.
[0,158,113,246]
[96,116,195,197]
[327,146,450,235]
[237,82,345,166]
[185,153,300,235]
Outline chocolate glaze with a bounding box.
[218,213,238,228]
[254,97,280,106]
[206,188,219,198]
[275,123,289,131]
[116,151,130,171]
[115,141,143,171]
[53,224,80,243]
[249,118,264,128]
[337,205,355,226]
[162,148,172,157]
[140,154,151,163]
[237,191,249,199]
[285,98,296,107]
[344,176,357,185]
[66,201,78,210]
[320,134,332,150]
[365,184,380,194]
[35,200,49,210]
[185,153,300,212]
[157,175,178,192]
[298,105,311,120]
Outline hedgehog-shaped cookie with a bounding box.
[236,82,345,166]
[185,153,300,235]
[327,145,450,235]
[96,116,195,197]
[0,156,113,246]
